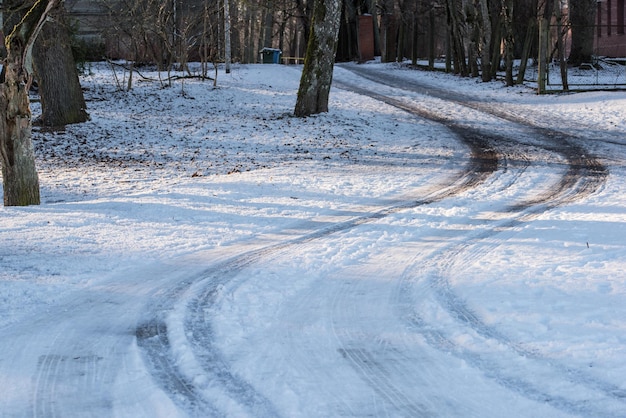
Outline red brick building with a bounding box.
[596,0,626,57]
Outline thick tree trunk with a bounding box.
[0,0,57,206]
[32,3,89,127]
[262,6,274,47]
[568,0,597,66]
[294,0,342,117]
[0,61,40,206]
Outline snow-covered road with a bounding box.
[1,63,625,417]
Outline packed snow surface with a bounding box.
[1,61,626,417]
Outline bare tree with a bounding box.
[0,0,59,205]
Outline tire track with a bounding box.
[136,318,221,416]
[32,352,111,417]
[136,94,503,415]
[33,354,63,418]
[335,66,622,415]
[337,347,431,417]
[329,272,437,417]
[339,63,608,210]
[138,66,611,416]
[397,239,626,417]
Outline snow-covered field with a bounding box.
[1,61,625,417]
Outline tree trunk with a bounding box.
[568,0,597,66]
[429,7,436,70]
[477,0,493,81]
[337,0,357,62]
[369,0,382,56]
[224,0,232,73]
[262,5,274,47]
[294,0,342,117]
[295,0,313,50]
[0,62,40,206]
[501,0,515,86]
[411,12,418,65]
[489,12,502,79]
[556,0,569,90]
[397,18,405,62]
[446,0,468,76]
[245,6,256,63]
[32,3,89,127]
[1,0,58,206]
[516,17,536,84]
[445,20,452,72]
[229,0,240,64]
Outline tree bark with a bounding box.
[501,0,515,86]
[224,0,232,73]
[0,61,40,206]
[446,0,468,76]
[32,3,89,126]
[489,10,501,80]
[429,7,436,70]
[568,0,597,66]
[1,0,57,206]
[294,0,342,117]
[516,17,536,84]
[476,0,493,82]
[556,0,569,90]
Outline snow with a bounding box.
[1,61,626,417]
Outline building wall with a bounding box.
[596,0,626,57]
[64,0,208,61]
[66,0,106,36]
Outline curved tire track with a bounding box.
[336,65,623,416]
[136,160,494,416]
[135,88,503,415]
[137,66,612,416]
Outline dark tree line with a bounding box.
[54,0,600,81]
[333,0,597,85]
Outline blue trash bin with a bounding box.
[260,48,282,64]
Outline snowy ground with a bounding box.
[1,61,626,417]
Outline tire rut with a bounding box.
[138,65,611,416]
[335,65,620,415]
[136,84,503,415]
[339,63,608,208]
